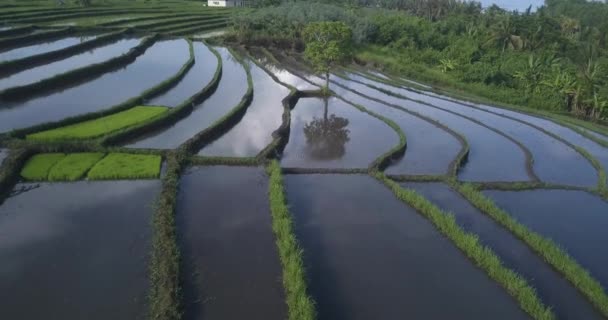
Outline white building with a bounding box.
[208,0,245,7]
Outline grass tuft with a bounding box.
[26,106,168,141]
[452,181,608,316]
[373,172,554,320]
[266,160,316,320]
[20,153,66,181]
[48,153,106,181]
[87,153,162,180]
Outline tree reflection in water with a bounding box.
[303,98,350,160]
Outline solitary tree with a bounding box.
[302,21,352,92]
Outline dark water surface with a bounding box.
[198,61,289,157]
[281,97,398,168]
[330,76,530,181]
[285,174,529,320]
[0,180,160,320]
[0,39,189,133]
[484,189,608,290]
[177,166,286,320]
[0,35,96,62]
[146,41,218,108]
[125,47,247,149]
[406,182,604,319]
[348,72,598,186]
[331,84,461,175]
[0,38,139,90]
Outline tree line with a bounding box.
[232,0,608,121]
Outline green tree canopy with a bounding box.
[303,21,353,89]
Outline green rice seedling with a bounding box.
[47,153,106,181]
[87,153,161,180]
[20,153,66,181]
[26,106,168,141]
[266,160,316,320]
[373,172,554,320]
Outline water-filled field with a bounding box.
[1,12,608,320]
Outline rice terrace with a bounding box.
[1,0,608,319]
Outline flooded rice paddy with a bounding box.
[281,97,398,168]
[0,180,160,319]
[0,39,189,132]
[285,174,529,319]
[1,31,608,320]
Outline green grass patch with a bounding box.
[87,153,162,180]
[451,181,608,316]
[266,160,316,320]
[26,106,169,141]
[20,153,66,181]
[47,153,106,181]
[373,172,554,319]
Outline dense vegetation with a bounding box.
[232,0,608,121]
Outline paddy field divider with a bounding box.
[0,27,74,52]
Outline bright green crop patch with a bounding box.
[26,106,169,141]
[20,153,66,181]
[87,153,162,180]
[48,153,106,181]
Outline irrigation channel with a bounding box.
[1,19,608,320]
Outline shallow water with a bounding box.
[331,84,461,175]
[0,180,160,320]
[125,47,247,149]
[0,39,189,133]
[248,49,319,91]
[177,166,286,320]
[198,60,289,157]
[285,174,529,320]
[0,35,96,62]
[146,41,217,107]
[406,182,604,319]
[281,97,398,168]
[330,76,531,181]
[484,189,608,290]
[0,38,139,91]
[349,72,598,186]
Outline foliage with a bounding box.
[266,160,316,320]
[48,153,105,181]
[303,21,352,89]
[27,106,169,141]
[20,153,66,181]
[233,0,608,121]
[87,153,162,180]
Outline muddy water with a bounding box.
[330,76,530,181]
[125,47,247,149]
[0,39,189,133]
[331,84,461,175]
[285,174,529,320]
[406,182,604,319]
[0,38,139,91]
[198,60,289,157]
[0,35,96,62]
[177,166,286,320]
[484,189,608,290]
[0,180,160,320]
[146,42,217,108]
[281,97,398,168]
[348,72,598,187]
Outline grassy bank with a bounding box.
[452,181,608,316]
[87,153,161,180]
[20,153,66,181]
[266,160,316,320]
[373,172,554,320]
[48,152,105,181]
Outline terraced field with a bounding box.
[2,2,608,320]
